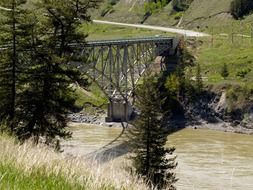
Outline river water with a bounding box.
[63,124,253,190]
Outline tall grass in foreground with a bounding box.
[0,134,148,190]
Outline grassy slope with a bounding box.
[81,23,170,40]
[73,84,108,108]
[0,163,85,190]
[97,0,253,31]
[182,0,232,27]
[0,134,148,190]
[196,37,253,87]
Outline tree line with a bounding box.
[0,0,101,145]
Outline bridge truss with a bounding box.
[72,37,177,103]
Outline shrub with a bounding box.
[173,11,183,20]
[230,0,253,19]
[226,85,253,113]
[100,4,113,17]
[220,63,229,79]
[236,68,251,78]
[108,0,119,6]
[144,0,171,14]
[172,0,193,11]
[165,74,180,97]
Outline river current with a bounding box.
[63,124,253,190]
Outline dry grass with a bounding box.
[0,134,149,190]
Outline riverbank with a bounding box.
[68,112,253,135]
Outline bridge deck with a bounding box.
[0,37,175,50]
[84,36,174,46]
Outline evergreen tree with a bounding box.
[14,0,100,143]
[0,0,30,132]
[195,63,203,94]
[128,75,177,190]
[221,63,229,79]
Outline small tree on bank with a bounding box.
[195,63,203,94]
[220,63,229,79]
[128,75,177,189]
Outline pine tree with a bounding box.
[128,75,177,189]
[14,0,100,143]
[0,0,30,132]
[221,63,229,79]
[195,63,203,94]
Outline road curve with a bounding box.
[93,20,209,37]
[0,6,11,11]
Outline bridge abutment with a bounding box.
[106,101,133,122]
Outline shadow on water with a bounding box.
[88,142,130,163]
[85,122,130,163]
[85,116,188,164]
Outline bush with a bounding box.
[165,74,180,97]
[220,63,229,79]
[236,68,251,78]
[173,11,183,20]
[144,0,171,14]
[108,0,119,6]
[230,0,253,19]
[172,0,193,11]
[226,85,253,113]
[100,4,113,17]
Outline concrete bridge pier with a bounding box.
[105,100,133,122]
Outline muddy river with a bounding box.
[63,124,253,190]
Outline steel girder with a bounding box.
[71,37,175,103]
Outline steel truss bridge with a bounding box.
[72,37,179,101]
[71,37,179,121]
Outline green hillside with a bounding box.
[182,0,232,27]
[95,0,253,30]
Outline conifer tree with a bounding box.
[221,63,229,79]
[14,0,100,143]
[128,75,177,190]
[0,0,29,132]
[195,63,203,94]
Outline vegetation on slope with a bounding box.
[79,23,171,40]
[0,133,149,190]
[95,0,253,30]
[196,38,253,86]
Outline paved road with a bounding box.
[93,20,209,37]
[0,6,11,11]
